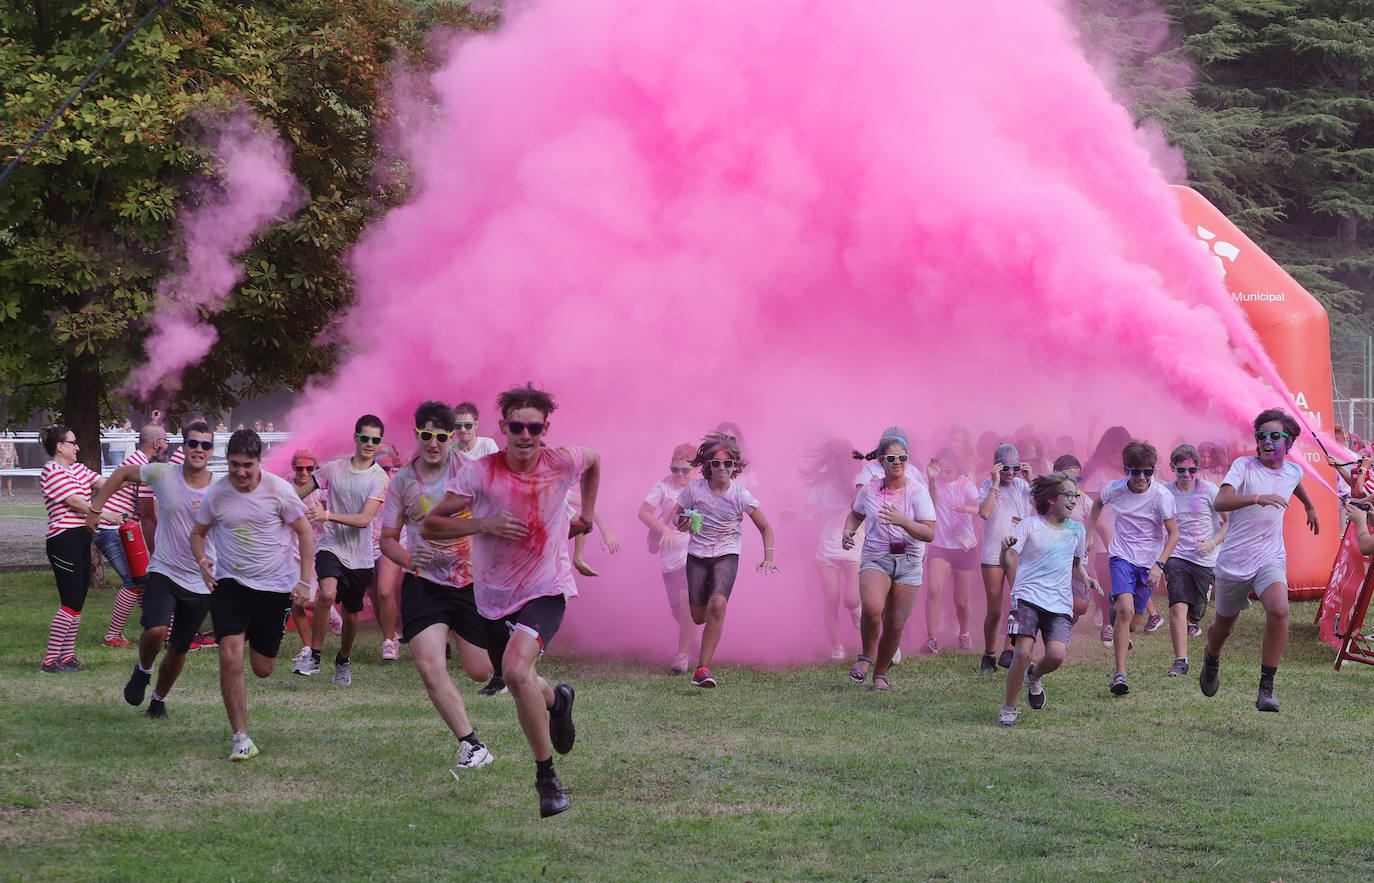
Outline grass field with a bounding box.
[2,571,1374,881]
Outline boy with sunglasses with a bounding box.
[292,416,388,685]
[1161,444,1227,677]
[453,402,499,460]
[287,449,340,659]
[1201,409,1318,712]
[1086,440,1179,696]
[422,384,601,818]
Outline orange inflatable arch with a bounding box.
[1174,186,1338,599]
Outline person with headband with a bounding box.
[1202,409,1318,712]
[638,443,702,674]
[842,428,935,690]
[977,443,1032,673]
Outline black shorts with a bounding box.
[485,594,568,659]
[209,578,292,658]
[686,553,740,607]
[1164,557,1214,623]
[399,573,492,649]
[315,550,374,614]
[142,572,212,654]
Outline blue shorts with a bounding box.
[1108,556,1154,615]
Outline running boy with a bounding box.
[998,473,1099,726]
[1086,441,1179,696]
[1201,409,1318,712]
[1162,444,1227,677]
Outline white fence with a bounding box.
[0,431,294,477]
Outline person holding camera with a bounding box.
[976,443,1032,673]
[841,428,935,690]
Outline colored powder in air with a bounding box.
[277,0,1307,665]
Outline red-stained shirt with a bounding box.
[41,460,99,538]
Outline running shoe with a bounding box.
[1199,654,1220,697]
[61,656,85,671]
[1144,614,1164,633]
[828,645,846,662]
[1099,624,1114,648]
[1167,658,1189,678]
[979,653,997,674]
[536,775,570,818]
[146,698,168,719]
[1187,622,1202,638]
[549,683,576,755]
[332,658,352,686]
[920,638,938,656]
[478,676,507,696]
[454,740,494,770]
[1255,684,1279,712]
[997,649,1014,669]
[188,632,217,651]
[890,648,902,666]
[381,637,400,662]
[328,606,343,636]
[1027,670,1046,709]
[39,661,69,674]
[691,666,716,688]
[293,645,312,662]
[1109,672,1129,696]
[229,737,259,762]
[997,705,1019,727]
[102,635,134,648]
[124,664,150,706]
[957,633,973,651]
[293,654,321,676]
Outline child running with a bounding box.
[1086,440,1179,696]
[841,428,935,690]
[637,443,701,674]
[800,439,863,662]
[997,472,1099,726]
[1201,409,1318,712]
[1162,444,1227,677]
[671,431,778,689]
[977,443,1032,672]
[924,447,980,653]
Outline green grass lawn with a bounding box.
[2,570,1373,881]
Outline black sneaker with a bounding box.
[1255,684,1279,712]
[478,676,507,696]
[124,665,151,706]
[1166,658,1189,678]
[40,661,68,674]
[61,657,85,671]
[979,653,997,674]
[1199,655,1220,697]
[536,775,570,818]
[1026,674,1046,710]
[146,698,168,719]
[549,683,576,755]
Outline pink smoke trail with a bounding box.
[124,109,306,400]
[279,0,1324,663]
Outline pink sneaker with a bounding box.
[381,637,400,661]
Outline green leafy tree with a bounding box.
[0,0,488,462]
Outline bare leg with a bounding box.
[1004,635,1037,707]
[952,566,974,636]
[857,569,890,669]
[409,623,476,738]
[218,634,248,733]
[1112,594,1135,673]
[372,558,402,640]
[339,611,358,659]
[310,577,338,653]
[696,595,729,669]
[873,584,917,677]
[980,565,1006,655]
[817,564,844,647]
[925,557,950,644]
[1258,582,1289,667]
[1169,602,1189,659]
[139,625,166,670]
[153,648,188,696]
[456,635,494,683]
[502,630,556,761]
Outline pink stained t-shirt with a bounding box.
[446,446,587,619]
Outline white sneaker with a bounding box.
[381,637,400,662]
[997,705,1019,727]
[332,659,352,686]
[293,646,311,662]
[889,648,902,666]
[229,735,259,761]
[328,606,343,637]
[453,740,494,770]
[829,644,846,662]
[293,654,321,676]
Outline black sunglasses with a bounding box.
[183,439,213,451]
[709,459,736,470]
[293,465,316,474]
[669,466,693,475]
[507,421,546,436]
[1174,466,1198,475]
[356,434,383,445]
[1255,430,1291,442]
[1125,467,1155,477]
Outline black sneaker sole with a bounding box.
[1027,688,1046,710]
[1110,680,1129,696]
[124,667,150,706]
[537,777,570,818]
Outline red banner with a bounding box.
[1317,523,1371,649]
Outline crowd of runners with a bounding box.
[33,385,1332,815]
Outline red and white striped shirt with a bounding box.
[41,460,99,538]
[109,448,149,517]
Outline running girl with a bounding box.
[637,443,701,674]
[977,443,1032,673]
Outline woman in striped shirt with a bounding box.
[39,425,119,672]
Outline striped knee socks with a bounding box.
[106,587,143,641]
[44,606,80,664]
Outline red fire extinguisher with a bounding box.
[120,519,150,579]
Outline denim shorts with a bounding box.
[860,551,924,587]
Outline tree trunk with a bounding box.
[64,350,103,472]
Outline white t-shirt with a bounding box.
[1100,479,1177,568]
[382,451,473,588]
[852,478,935,562]
[446,447,587,619]
[1215,457,1303,580]
[141,462,216,593]
[315,458,388,569]
[675,478,761,559]
[1010,515,1086,616]
[644,477,690,573]
[195,472,308,593]
[932,475,979,551]
[457,437,499,460]
[978,477,1033,566]
[1167,480,1222,568]
[807,482,862,564]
